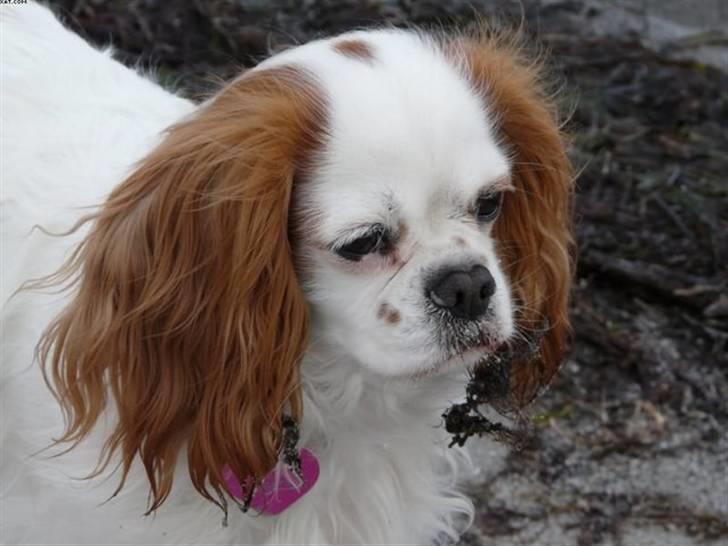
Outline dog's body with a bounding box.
[1,6,475,543]
[1,4,573,544]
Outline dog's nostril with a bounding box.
[477,271,496,300]
[427,264,495,321]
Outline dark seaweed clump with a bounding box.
[443,327,546,448]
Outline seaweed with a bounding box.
[443,325,547,448]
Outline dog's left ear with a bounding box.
[445,30,576,407]
[37,66,327,511]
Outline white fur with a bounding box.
[1,3,514,544]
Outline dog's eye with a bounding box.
[336,228,387,261]
[475,193,502,223]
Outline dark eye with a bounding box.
[475,193,502,222]
[336,229,387,261]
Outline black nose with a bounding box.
[426,265,495,320]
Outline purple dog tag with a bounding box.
[223,448,319,515]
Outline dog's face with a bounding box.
[294,46,515,377]
[40,29,574,510]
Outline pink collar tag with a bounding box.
[222,448,319,515]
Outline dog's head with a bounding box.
[39,29,573,510]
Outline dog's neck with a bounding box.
[257,343,474,542]
[298,341,467,446]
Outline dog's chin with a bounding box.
[347,324,512,381]
[408,339,504,381]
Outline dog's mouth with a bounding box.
[446,340,499,366]
[412,334,504,380]
[443,327,506,366]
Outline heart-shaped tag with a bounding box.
[222,448,319,515]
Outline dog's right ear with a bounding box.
[36,66,327,512]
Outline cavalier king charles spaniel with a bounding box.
[1,2,573,544]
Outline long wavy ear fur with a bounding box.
[35,66,326,511]
[445,27,575,407]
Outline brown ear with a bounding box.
[445,30,575,407]
[36,66,326,511]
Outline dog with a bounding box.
[0,2,574,544]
